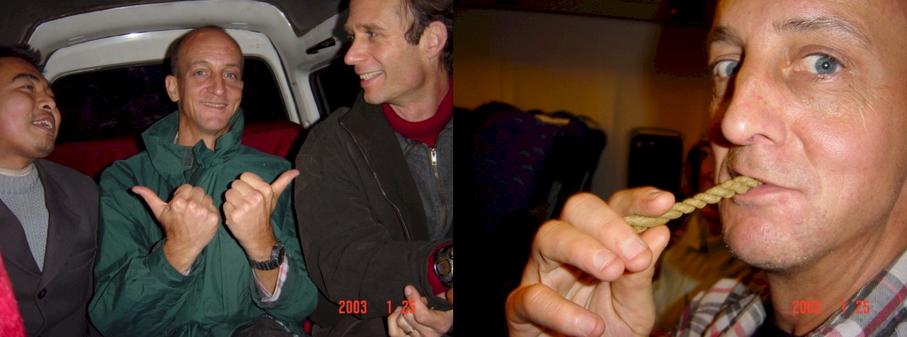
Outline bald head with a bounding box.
[168,26,243,77]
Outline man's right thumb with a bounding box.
[132,186,166,218]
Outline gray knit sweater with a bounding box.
[0,164,48,271]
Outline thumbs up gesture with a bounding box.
[132,184,221,273]
[223,169,299,260]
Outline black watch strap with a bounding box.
[249,241,285,270]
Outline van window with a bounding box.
[310,57,361,118]
[51,57,288,143]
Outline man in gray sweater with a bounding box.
[0,45,99,337]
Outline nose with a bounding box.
[344,37,365,66]
[37,91,56,113]
[718,58,786,147]
[209,75,225,96]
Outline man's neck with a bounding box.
[176,122,225,151]
[0,162,35,177]
[386,71,449,122]
[768,208,907,335]
[0,156,34,172]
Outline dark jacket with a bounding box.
[0,159,98,337]
[89,111,317,337]
[294,95,452,337]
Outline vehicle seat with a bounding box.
[46,120,306,180]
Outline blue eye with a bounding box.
[712,60,739,78]
[803,54,840,75]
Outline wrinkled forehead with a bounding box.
[714,0,906,36]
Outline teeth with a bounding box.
[360,71,381,80]
[32,120,53,129]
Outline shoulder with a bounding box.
[97,152,154,192]
[234,146,292,179]
[36,159,97,194]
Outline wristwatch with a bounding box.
[249,241,285,270]
[433,245,453,287]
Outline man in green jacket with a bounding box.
[89,26,317,337]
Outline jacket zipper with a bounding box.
[341,122,413,241]
[430,148,440,179]
[429,138,448,234]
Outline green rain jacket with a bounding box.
[89,110,316,337]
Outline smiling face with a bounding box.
[708,0,907,271]
[0,57,59,169]
[165,28,243,148]
[343,0,433,106]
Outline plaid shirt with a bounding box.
[675,250,907,336]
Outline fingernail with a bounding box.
[576,314,598,337]
[592,250,613,272]
[621,238,647,261]
[648,189,663,200]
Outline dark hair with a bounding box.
[165,25,244,76]
[401,0,452,72]
[0,45,43,71]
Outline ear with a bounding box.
[419,21,447,62]
[165,75,180,102]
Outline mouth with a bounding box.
[201,102,229,110]
[727,167,793,203]
[358,70,383,81]
[32,116,55,133]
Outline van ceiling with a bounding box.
[0,0,345,45]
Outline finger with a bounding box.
[132,186,167,218]
[229,179,257,198]
[238,171,270,193]
[223,201,236,225]
[396,309,416,335]
[405,286,451,332]
[561,192,667,272]
[506,284,603,337]
[608,187,675,219]
[188,186,208,203]
[203,194,216,211]
[609,224,671,330]
[269,169,300,197]
[171,184,193,198]
[532,219,625,282]
[387,307,405,337]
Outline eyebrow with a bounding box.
[11,73,40,83]
[707,26,742,47]
[187,60,241,69]
[344,23,384,34]
[774,16,871,47]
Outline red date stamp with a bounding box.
[387,300,417,314]
[338,299,368,315]
[792,300,822,315]
[843,299,871,315]
[791,299,870,316]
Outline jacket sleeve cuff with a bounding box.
[147,239,197,287]
[427,242,452,296]
[255,259,289,302]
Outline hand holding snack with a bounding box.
[506,188,674,337]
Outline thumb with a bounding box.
[131,186,167,219]
[270,169,300,197]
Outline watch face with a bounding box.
[438,259,452,275]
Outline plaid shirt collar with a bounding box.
[675,249,907,337]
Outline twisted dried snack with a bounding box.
[624,176,762,233]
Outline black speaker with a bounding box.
[628,128,683,197]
